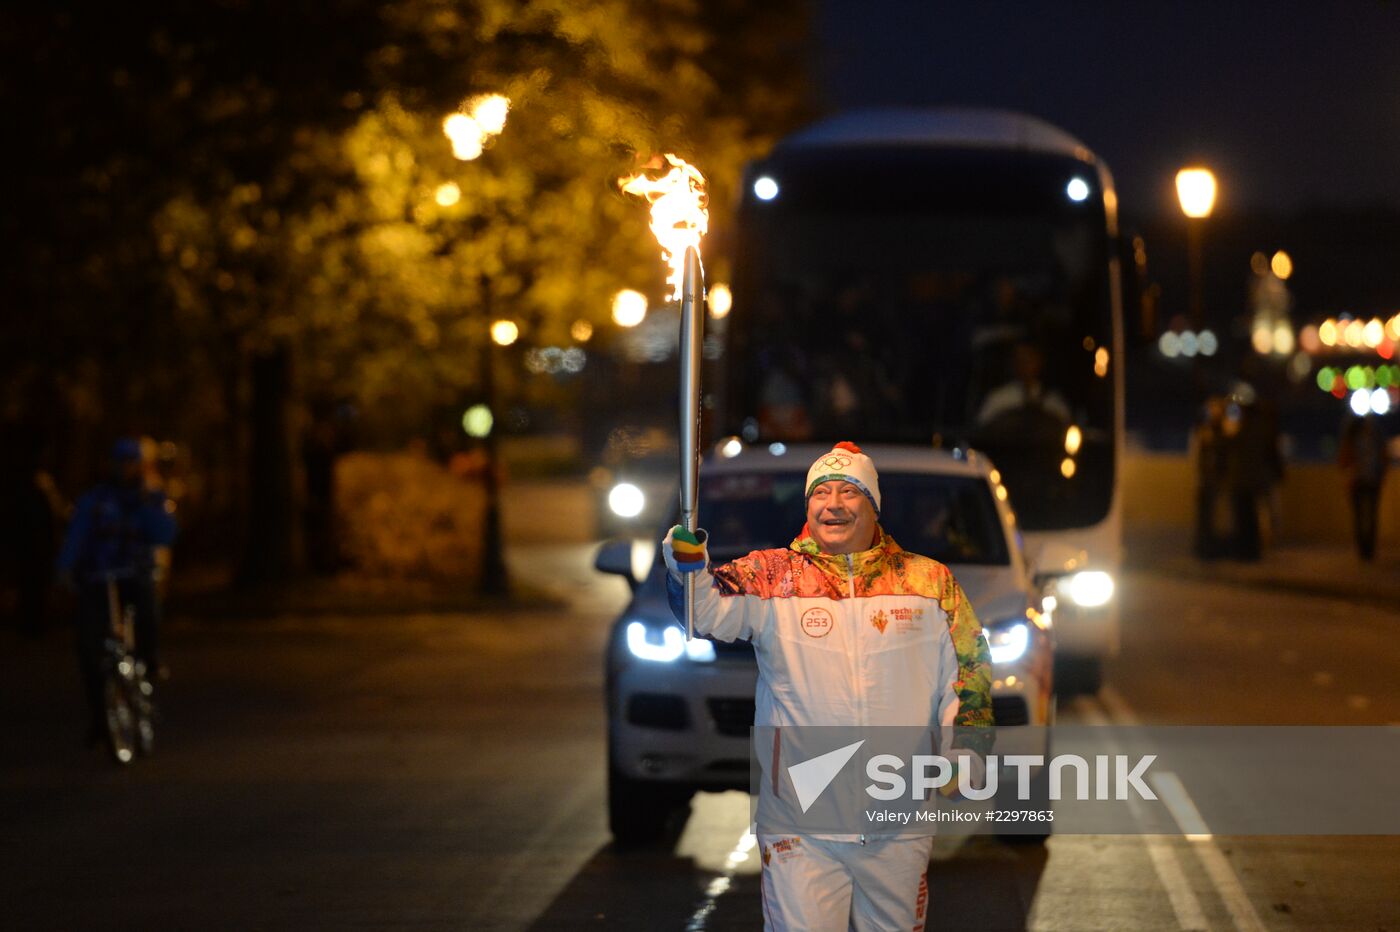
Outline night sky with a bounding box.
[817,1,1400,218]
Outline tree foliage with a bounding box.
[2,0,810,572]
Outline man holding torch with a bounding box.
[663,442,994,932]
[621,160,990,928]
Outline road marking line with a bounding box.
[1150,771,1212,842]
[686,828,757,931]
[1076,696,1210,931]
[1097,687,1268,932]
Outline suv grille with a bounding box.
[707,698,755,737]
[627,692,690,730]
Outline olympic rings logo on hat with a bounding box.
[821,454,853,470]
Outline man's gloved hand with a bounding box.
[663,525,709,579]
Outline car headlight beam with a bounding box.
[608,482,645,518]
[625,621,715,663]
[986,620,1030,665]
[1065,570,1115,608]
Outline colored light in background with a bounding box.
[490,319,519,346]
[462,404,493,438]
[1251,327,1272,354]
[1316,367,1336,392]
[1372,388,1392,415]
[1158,332,1181,357]
[1319,320,1337,346]
[443,113,484,160]
[1060,457,1077,479]
[708,283,733,319]
[435,182,461,206]
[1065,425,1082,456]
[1271,250,1294,280]
[1299,325,1321,354]
[469,94,510,135]
[570,320,594,342]
[1175,168,1218,218]
[753,176,779,201]
[611,289,647,327]
[1363,319,1385,348]
[1350,390,1372,416]
[1344,320,1364,347]
[1066,177,1090,202]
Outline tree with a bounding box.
[3,0,810,584]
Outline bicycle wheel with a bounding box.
[103,670,138,764]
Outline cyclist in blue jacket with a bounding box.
[57,438,177,747]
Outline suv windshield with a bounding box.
[699,470,1009,566]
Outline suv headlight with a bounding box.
[625,621,715,663]
[1063,570,1115,608]
[608,482,645,518]
[985,619,1030,665]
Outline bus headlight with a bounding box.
[986,620,1030,665]
[608,482,645,518]
[1065,570,1115,608]
[625,622,716,663]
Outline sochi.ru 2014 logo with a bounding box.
[869,610,889,634]
[801,607,833,638]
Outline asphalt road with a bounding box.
[3,544,1399,931]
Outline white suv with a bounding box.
[596,443,1054,844]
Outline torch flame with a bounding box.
[618,154,709,300]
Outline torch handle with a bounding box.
[678,246,704,641]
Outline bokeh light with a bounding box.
[490,319,519,346]
[612,289,647,327]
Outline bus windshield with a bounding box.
[724,146,1116,530]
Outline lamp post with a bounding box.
[1176,167,1217,330]
[442,93,511,595]
[474,294,515,596]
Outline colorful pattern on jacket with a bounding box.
[675,523,994,754]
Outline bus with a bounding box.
[720,108,1127,689]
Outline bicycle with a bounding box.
[101,575,155,764]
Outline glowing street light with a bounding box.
[708,282,733,319]
[443,93,510,161]
[1175,168,1217,218]
[1271,250,1294,280]
[612,288,648,327]
[1176,166,1217,328]
[490,319,519,346]
[435,182,461,207]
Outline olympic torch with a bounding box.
[619,155,709,640]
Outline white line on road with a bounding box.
[1074,696,1210,931]
[686,828,758,931]
[1097,686,1268,932]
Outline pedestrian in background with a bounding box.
[1338,416,1389,560]
[1191,397,1228,559]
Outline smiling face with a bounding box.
[806,480,877,555]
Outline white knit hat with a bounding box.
[805,442,881,515]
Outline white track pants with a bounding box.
[758,834,932,932]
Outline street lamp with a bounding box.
[440,93,511,594]
[1176,167,1217,329]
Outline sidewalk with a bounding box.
[1126,526,1400,610]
